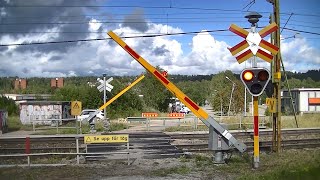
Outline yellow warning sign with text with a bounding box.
[71,101,82,116]
[266,98,276,113]
[84,134,129,144]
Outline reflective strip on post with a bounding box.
[253,97,259,165]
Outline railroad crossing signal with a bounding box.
[97,77,113,92]
[107,31,247,153]
[240,67,271,96]
[228,22,279,63]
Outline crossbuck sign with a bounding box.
[97,77,114,92]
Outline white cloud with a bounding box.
[89,19,102,32]
[0,19,319,78]
[281,37,320,72]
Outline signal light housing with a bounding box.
[240,67,271,96]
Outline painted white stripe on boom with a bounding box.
[222,130,232,140]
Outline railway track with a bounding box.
[0,128,319,159]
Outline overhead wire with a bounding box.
[1,4,319,17]
[0,29,230,47]
[0,26,319,47]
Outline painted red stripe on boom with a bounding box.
[254,116,259,136]
[124,45,140,59]
[154,70,169,85]
[184,97,199,111]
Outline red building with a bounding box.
[51,78,64,88]
[14,78,27,90]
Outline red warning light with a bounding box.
[243,70,254,81]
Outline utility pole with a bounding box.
[226,76,235,117]
[269,0,282,153]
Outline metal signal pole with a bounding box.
[103,74,107,119]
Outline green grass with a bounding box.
[237,150,320,180]
[281,114,320,128]
[7,115,33,132]
[110,122,127,131]
[216,113,320,129]
[164,113,320,132]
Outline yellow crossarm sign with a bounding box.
[108,31,209,120]
[229,24,249,38]
[259,22,278,38]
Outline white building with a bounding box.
[282,88,320,114]
[3,94,52,104]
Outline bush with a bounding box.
[0,95,18,115]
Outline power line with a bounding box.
[282,27,320,36]
[2,4,319,17]
[0,12,250,21]
[0,29,230,47]
[286,23,320,29]
[1,16,248,21]
[1,27,319,47]
[0,20,260,25]
[281,13,293,34]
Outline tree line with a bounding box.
[0,69,319,119]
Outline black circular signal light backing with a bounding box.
[258,70,269,81]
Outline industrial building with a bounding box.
[282,88,320,114]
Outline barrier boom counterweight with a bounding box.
[108,31,247,153]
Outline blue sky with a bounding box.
[0,0,319,77]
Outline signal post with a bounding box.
[228,12,279,168]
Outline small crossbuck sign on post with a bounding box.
[97,77,114,92]
[228,22,279,64]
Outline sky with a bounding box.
[0,0,319,78]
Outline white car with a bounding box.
[180,106,191,114]
[77,109,104,121]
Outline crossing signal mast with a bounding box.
[228,11,279,169]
